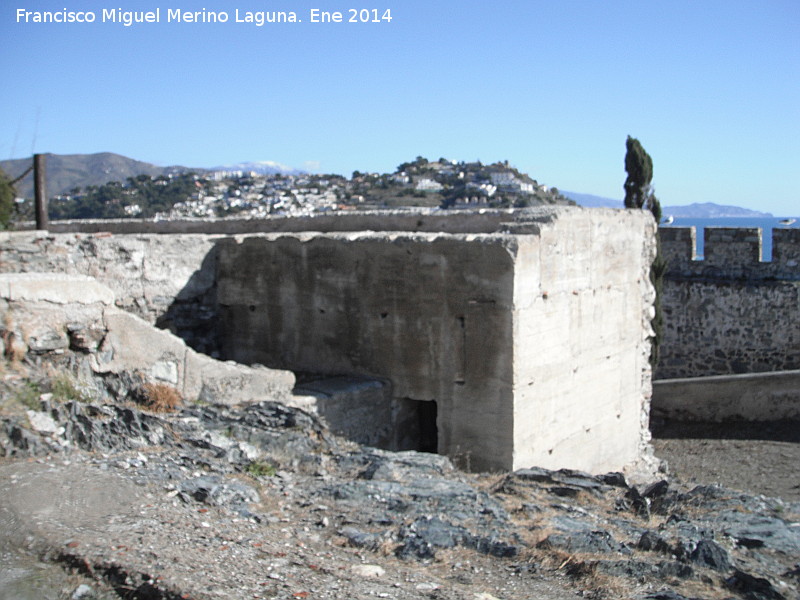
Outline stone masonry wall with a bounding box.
[0,231,222,356]
[658,227,800,379]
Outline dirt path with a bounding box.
[651,420,800,502]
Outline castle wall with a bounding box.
[653,370,800,422]
[658,227,800,379]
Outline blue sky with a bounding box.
[2,1,798,214]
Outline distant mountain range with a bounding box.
[661,202,772,218]
[0,153,190,199]
[562,191,622,209]
[0,153,304,199]
[563,191,772,218]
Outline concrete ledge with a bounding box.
[0,273,115,305]
[653,370,800,421]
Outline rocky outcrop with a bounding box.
[1,395,797,600]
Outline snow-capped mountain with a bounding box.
[210,161,303,175]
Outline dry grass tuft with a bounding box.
[141,382,182,412]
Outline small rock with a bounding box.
[350,564,385,578]
[415,582,440,591]
[726,569,786,600]
[690,539,731,572]
[26,410,60,434]
[71,584,94,599]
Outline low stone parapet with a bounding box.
[652,370,800,422]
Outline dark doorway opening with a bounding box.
[394,398,438,453]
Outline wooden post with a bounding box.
[34,153,48,230]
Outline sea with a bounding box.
[660,216,799,260]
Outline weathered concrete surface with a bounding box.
[216,231,519,471]
[1,207,657,476]
[0,273,295,405]
[215,207,657,474]
[652,370,800,421]
[0,231,220,354]
[512,209,657,474]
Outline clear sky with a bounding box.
[2,1,798,215]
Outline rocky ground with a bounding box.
[1,368,798,600]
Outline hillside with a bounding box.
[664,202,772,218]
[564,192,772,219]
[4,153,573,220]
[0,152,190,199]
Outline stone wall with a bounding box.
[0,273,295,406]
[0,231,222,355]
[658,227,800,379]
[652,370,800,422]
[1,207,657,475]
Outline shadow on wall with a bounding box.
[155,240,441,455]
[156,246,221,358]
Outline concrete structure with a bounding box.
[653,370,800,422]
[214,208,657,473]
[1,207,657,474]
[658,227,800,379]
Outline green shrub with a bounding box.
[13,381,41,410]
[244,460,277,478]
[51,372,92,403]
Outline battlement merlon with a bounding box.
[659,226,800,279]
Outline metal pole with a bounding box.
[34,153,48,230]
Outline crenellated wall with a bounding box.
[658,227,800,379]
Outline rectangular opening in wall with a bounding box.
[394,398,438,453]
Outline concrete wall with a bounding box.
[0,231,221,355]
[215,231,519,471]
[15,209,522,236]
[512,210,656,473]
[652,370,800,422]
[658,227,800,378]
[214,207,657,473]
[0,273,295,406]
[1,207,657,475]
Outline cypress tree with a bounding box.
[624,136,667,368]
[624,135,653,210]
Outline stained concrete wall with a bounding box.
[1,207,657,475]
[214,207,657,474]
[215,232,519,471]
[512,210,656,473]
[658,227,800,378]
